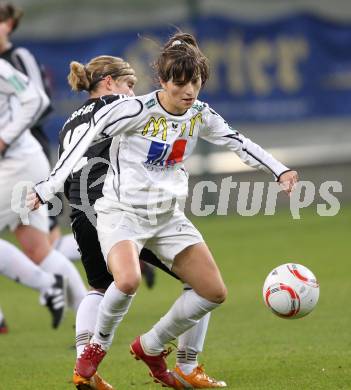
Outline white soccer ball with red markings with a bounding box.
[263,263,319,319]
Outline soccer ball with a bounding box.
[263,263,319,319]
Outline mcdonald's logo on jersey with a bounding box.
[145,139,187,166]
[142,116,168,141]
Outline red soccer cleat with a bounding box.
[0,318,8,334]
[130,336,183,389]
[75,343,107,379]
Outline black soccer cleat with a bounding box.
[140,261,156,289]
[43,274,66,329]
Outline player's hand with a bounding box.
[26,189,42,210]
[278,170,299,196]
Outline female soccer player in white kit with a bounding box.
[0,1,82,260]
[59,55,225,389]
[0,60,67,329]
[31,33,298,388]
[0,58,86,314]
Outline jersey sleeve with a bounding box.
[0,60,50,146]
[34,97,143,202]
[199,105,290,180]
[12,47,53,117]
[12,48,47,93]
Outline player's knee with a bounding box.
[115,273,141,295]
[22,245,49,264]
[17,227,51,264]
[210,284,227,304]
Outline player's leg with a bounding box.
[131,212,226,388]
[71,212,123,388]
[9,150,86,311]
[175,307,226,388]
[0,237,55,291]
[72,214,114,356]
[74,213,138,353]
[74,221,166,357]
[140,246,223,386]
[73,288,116,390]
[75,240,140,380]
[75,206,145,379]
[176,288,210,373]
[73,212,181,388]
[132,242,226,388]
[15,224,86,312]
[0,238,66,328]
[134,241,226,349]
[92,240,140,346]
[0,305,8,333]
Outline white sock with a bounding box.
[92,282,134,350]
[76,291,104,357]
[0,306,4,322]
[142,290,219,355]
[177,309,211,374]
[40,249,87,311]
[55,233,81,261]
[0,239,55,293]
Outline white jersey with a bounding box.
[5,46,48,93]
[35,91,289,213]
[0,59,50,159]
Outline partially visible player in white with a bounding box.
[0,59,86,314]
[0,304,7,333]
[0,2,79,262]
[0,238,66,330]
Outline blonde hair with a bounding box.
[68,55,136,92]
[0,2,23,32]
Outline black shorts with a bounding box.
[72,212,179,290]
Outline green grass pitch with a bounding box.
[0,205,350,389]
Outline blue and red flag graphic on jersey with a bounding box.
[145,140,187,166]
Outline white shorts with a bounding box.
[0,152,50,232]
[95,200,204,270]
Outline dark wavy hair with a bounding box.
[155,32,209,86]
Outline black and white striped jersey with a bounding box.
[35,90,289,212]
[0,59,50,159]
[59,95,124,218]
